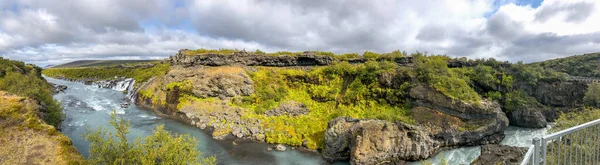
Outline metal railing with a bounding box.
[521,119,600,165]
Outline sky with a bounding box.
[1,0,599,66]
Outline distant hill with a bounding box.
[532,53,600,78]
[51,60,159,68]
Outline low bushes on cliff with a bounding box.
[583,82,600,107]
[0,57,63,128]
[414,55,481,103]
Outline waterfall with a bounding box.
[125,79,136,103]
[90,77,136,103]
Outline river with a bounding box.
[48,76,547,165]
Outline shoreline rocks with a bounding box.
[50,83,68,94]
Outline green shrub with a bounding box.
[85,112,216,165]
[0,58,64,127]
[362,51,381,59]
[583,82,600,107]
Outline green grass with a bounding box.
[182,48,407,61]
[42,62,170,85]
[51,60,159,68]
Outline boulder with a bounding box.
[324,117,440,164]
[274,144,287,151]
[471,144,528,165]
[50,83,67,94]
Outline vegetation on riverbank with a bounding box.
[0,57,63,127]
[85,112,216,165]
[0,57,84,164]
[51,60,159,68]
[42,62,170,85]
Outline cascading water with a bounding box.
[409,126,548,165]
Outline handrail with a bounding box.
[521,145,535,165]
[520,118,600,165]
[543,119,600,140]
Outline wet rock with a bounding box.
[471,144,528,165]
[274,144,287,151]
[120,102,130,108]
[50,83,67,94]
[264,101,309,117]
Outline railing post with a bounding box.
[533,138,541,165]
[541,138,547,165]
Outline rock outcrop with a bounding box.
[170,49,334,67]
[471,144,528,165]
[323,117,440,164]
[518,81,587,108]
[409,84,509,146]
[324,84,510,164]
[165,66,253,98]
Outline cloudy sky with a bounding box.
[1,0,599,66]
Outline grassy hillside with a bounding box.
[52,60,159,68]
[531,52,600,78]
[0,57,83,164]
[43,62,170,84]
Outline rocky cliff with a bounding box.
[518,81,587,108]
[323,84,509,164]
[504,80,589,128]
[170,49,334,67]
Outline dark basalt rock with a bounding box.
[506,108,547,128]
[471,144,528,165]
[324,84,510,164]
[323,117,439,164]
[517,81,587,108]
[50,83,67,94]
